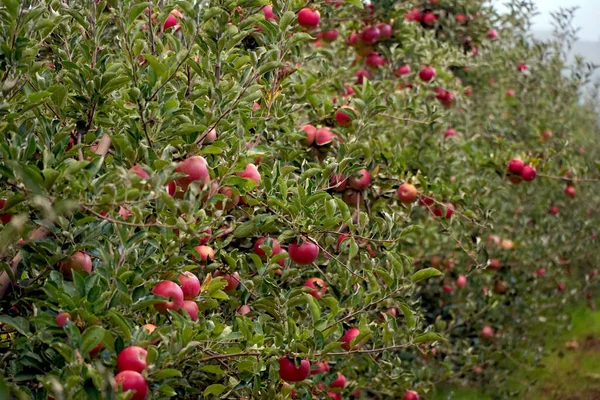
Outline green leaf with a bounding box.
[234,220,256,238]
[81,327,105,355]
[128,2,151,24]
[0,316,30,336]
[143,54,167,78]
[153,369,183,379]
[204,384,226,397]
[411,268,443,283]
[399,303,415,329]
[346,0,364,8]
[413,331,445,344]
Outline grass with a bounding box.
[434,305,600,400]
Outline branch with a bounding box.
[538,173,600,183]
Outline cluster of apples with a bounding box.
[507,158,536,184]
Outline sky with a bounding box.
[494,0,600,41]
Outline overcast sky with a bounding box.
[494,0,600,41]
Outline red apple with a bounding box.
[395,64,411,76]
[341,327,360,350]
[288,239,319,265]
[179,271,200,300]
[130,165,150,179]
[175,156,210,192]
[442,282,454,294]
[444,127,457,138]
[193,245,215,262]
[238,163,261,185]
[262,5,278,21]
[327,393,342,400]
[366,53,386,69]
[517,63,528,72]
[487,29,498,39]
[152,281,184,314]
[376,22,392,39]
[507,158,524,175]
[360,26,381,44]
[456,14,466,23]
[330,372,346,389]
[520,165,536,181]
[117,346,148,373]
[278,357,310,382]
[254,236,284,266]
[237,304,251,315]
[505,89,515,97]
[404,390,419,400]
[557,282,566,291]
[481,325,494,339]
[355,68,371,84]
[488,258,502,270]
[346,31,358,46]
[214,271,240,291]
[115,370,148,400]
[302,124,317,146]
[335,106,354,127]
[60,252,93,276]
[422,12,437,25]
[304,277,327,299]
[405,8,423,22]
[56,312,71,327]
[331,173,348,192]
[180,300,199,321]
[549,205,559,215]
[536,268,546,277]
[322,29,338,42]
[0,198,12,224]
[348,168,371,190]
[164,13,178,30]
[315,127,335,146]
[419,66,435,82]
[397,183,418,204]
[310,361,330,375]
[297,8,320,28]
[342,189,363,207]
[456,275,467,288]
[564,185,575,198]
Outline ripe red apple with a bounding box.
[536,268,546,277]
[130,165,150,179]
[557,282,566,291]
[214,271,240,291]
[297,8,320,28]
[175,156,210,192]
[520,165,536,181]
[315,127,335,146]
[301,124,317,146]
[322,29,338,42]
[304,277,327,299]
[237,304,251,315]
[310,361,330,375]
[117,346,148,373]
[278,357,310,382]
[404,390,420,400]
[517,63,528,72]
[331,173,348,192]
[405,8,423,22]
[262,5,278,21]
[346,31,358,46]
[115,370,148,400]
[180,300,199,321]
[254,237,285,266]
[488,258,502,270]
[397,183,418,205]
[505,89,515,97]
[361,26,381,44]
[152,281,184,314]
[456,14,466,23]
[487,29,498,39]
[327,393,342,400]
[166,181,176,196]
[419,66,436,82]
[366,53,386,69]
[355,68,371,84]
[288,239,319,265]
[204,128,217,143]
[60,252,93,276]
[335,106,354,127]
[341,327,360,350]
[507,158,524,175]
[0,199,12,224]
[422,12,437,25]
[238,163,261,185]
[344,84,355,97]
[444,127,457,138]
[549,205,559,215]
[456,275,467,288]
[342,189,363,207]
[179,271,200,300]
[395,64,411,76]
[442,282,454,294]
[481,325,494,339]
[564,185,575,198]
[376,22,392,39]
[348,169,371,190]
[56,312,71,327]
[164,13,178,30]
[194,245,215,262]
[330,372,346,389]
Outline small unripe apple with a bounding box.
[341,327,361,350]
[179,271,201,300]
[214,271,240,291]
[60,252,93,277]
[180,300,199,321]
[262,5,278,21]
[481,325,494,339]
[404,390,420,400]
[115,370,148,400]
[520,165,536,181]
[56,312,71,327]
[297,8,320,28]
[564,185,575,198]
[330,372,346,389]
[355,69,370,84]
[360,26,381,44]
[278,357,310,382]
[348,168,371,190]
[117,346,148,373]
[238,163,261,185]
[507,158,524,175]
[288,239,319,265]
[194,245,215,262]
[130,165,150,179]
[456,275,467,288]
[175,156,210,192]
[397,183,418,204]
[152,281,184,314]
[301,124,317,146]
[304,277,327,299]
[419,66,435,82]
[376,22,392,39]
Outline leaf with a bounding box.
[0,316,30,336]
[153,369,183,379]
[234,220,256,238]
[413,332,445,344]
[346,0,364,8]
[411,268,443,283]
[81,326,105,355]
[204,384,226,397]
[128,2,151,24]
[399,304,416,329]
[143,54,167,78]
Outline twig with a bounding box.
[538,173,600,183]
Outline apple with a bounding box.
[456,14,466,23]
[517,63,528,72]
[405,8,423,22]
[142,324,156,334]
[288,239,319,265]
[419,66,436,82]
[163,9,182,30]
[494,280,508,294]
[507,158,524,175]
[310,361,330,375]
[488,258,502,270]
[117,346,148,373]
[506,89,515,97]
[297,8,320,28]
[327,393,342,400]
[175,156,210,192]
[254,236,285,266]
[152,281,184,313]
[520,165,536,181]
[56,312,71,327]
[335,106,354,127]
[395,64,411,76]
[557,282,566,291]
[404,390,420,400]
[304,277,327,299]
[180,300,199,321]
[549,205,559,215]
[194,245,214,262]
[444,127,456,138]
[564,185,575,198]
[330,372,346,389]
[360,26,381,44]
[214,271,240,291]
[376,22,392,39]
[330,173,348,192]
[203,128,217,144]
[422,12,437,25]
[366,53,386,69]
[238,163,261,185]
[322,29,338,42]
[487,29,498,39]
[179,272,200,299]
[344,84,355,97]
[536,268,546,277]
[130,165,150,179]
[118,206,132,220]
[215,186,240,210]
[346,31,358,46]
[262,5,278,21]
[348,168,371,190]
[433,203,454,219]
[456,275,467,288]
[115,370,148,400]
[60,252,93,276]
[481,325,494,339]
[341,327,360,350]
[342,190,363,206]
[397,183,418,205]
[0,199,12,224]
[442,282,454,294]
[302,124,317,146]
[315,127,335,146]
[355,68,371,84]
[278,357,310,382]
[237,304,251,315]
[166,181,176,196]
